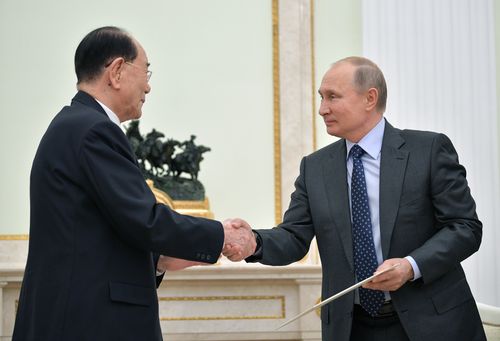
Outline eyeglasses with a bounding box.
[125,61,152,81]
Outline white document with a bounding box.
[276,263,400,330]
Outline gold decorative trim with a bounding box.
[310,0,317,152]
[0,234,29,240]
[159,295,285,321]
[172,199,211,210]
[146,179,214,219]
[273,0,282,225]
[315,297,321,317]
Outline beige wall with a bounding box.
[0,0,274,234]
[314,0,362,150]
[496,0,500,165]
[1,0,497,235]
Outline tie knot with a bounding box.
[350,145,365,159]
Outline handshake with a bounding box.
[157,218,257,272]
[222,218,257,262]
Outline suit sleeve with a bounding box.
[250,157,316,265]
[408,133,482,283]
[78,121,224,263]
[152,253,165,287]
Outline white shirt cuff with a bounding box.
[405,256,422,280]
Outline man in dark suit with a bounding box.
[226,56,486,340]
[13,26,254,341]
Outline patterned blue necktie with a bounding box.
[350,144,385,316]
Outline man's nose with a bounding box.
[319,101,328,116]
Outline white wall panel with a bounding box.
[362,0,499,305]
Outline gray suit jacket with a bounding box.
[252,121,485,341]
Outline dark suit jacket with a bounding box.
[252,121,485,341]
[13,91,224,341]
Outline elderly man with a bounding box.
[13,26,253,341]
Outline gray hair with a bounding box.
[335,56,387,113]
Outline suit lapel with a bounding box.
[322,141,354,270]
[379,122,408,260]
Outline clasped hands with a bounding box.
[157,218,256,272]
[221,218,256,261]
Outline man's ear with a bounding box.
[365,87,379,111]
[106,57,125,89]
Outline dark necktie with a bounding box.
[350,144,385,316]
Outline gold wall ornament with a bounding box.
[0,234,29,240]
[146,180,214,219]
[158,295,285,321]
[315,297,321,317]
[272,0,282,226]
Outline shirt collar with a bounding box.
[95,99,121,127]
[346,117,385,160]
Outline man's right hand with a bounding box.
[222,218,256,261]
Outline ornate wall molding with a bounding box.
[0,235,28,240]
[275,0,316,223]
[159,295,285,321]
[0,249,322,340]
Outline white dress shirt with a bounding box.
[95,99,121,127]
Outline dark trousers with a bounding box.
[350,303,410,341]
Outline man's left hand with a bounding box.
[363,258,414,291]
